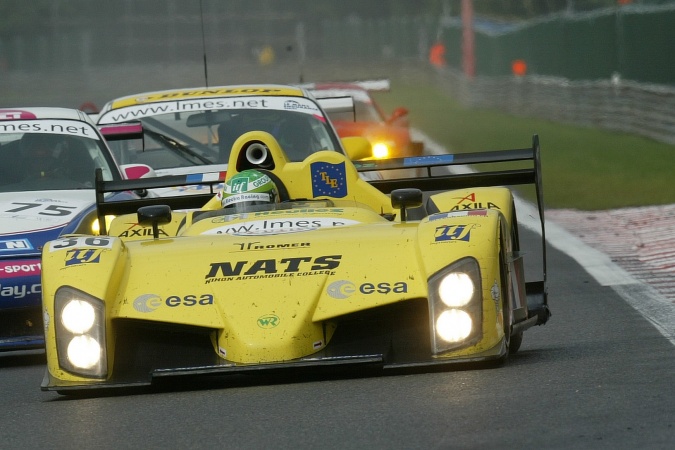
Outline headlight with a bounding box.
[371,142,390,159]
[61,300,96,334]
[55,286,107,378]
[436,310,473,343]
[438,272,474,307]
[67,336,103,370]
[428,257,482,354]
[91,215,115,235]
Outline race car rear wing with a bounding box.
[316,97,355,116]
[357,136,544,226]
[94,170,225,235]
[299,79,391,92]
[357,135,549,326]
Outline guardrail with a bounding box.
[432,67,675,145]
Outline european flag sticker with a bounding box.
[311,161,347,198]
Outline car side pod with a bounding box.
[137,205,172,239]
[390,188,424,222]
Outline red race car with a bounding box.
[307,80,424,159]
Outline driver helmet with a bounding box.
[221,169,280,211]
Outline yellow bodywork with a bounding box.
[42,132,521,386]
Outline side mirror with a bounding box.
[137,205,172,239]
[98,121,143,141]
[388,107,409,125]
[391,188,423,222]
[341,136,372,161]
[121,164,156,180]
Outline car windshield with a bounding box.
[100,96,343,170]
[0,127,120,193]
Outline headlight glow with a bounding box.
[438,272,474,307]
[372,142,390,159]
[436,309,473,343]
[55,286,107,378]
[66,335,102,369]
[91,215,115,235]
[428,257,482,354]
[61,299,96,334]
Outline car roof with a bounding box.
[103,84,311,111]
[309,86,372,103]
[0,107,92,123]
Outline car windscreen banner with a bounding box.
[98,96,325,124]
[0,120,100,140]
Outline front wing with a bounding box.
[43,299,507,392]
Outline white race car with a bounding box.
[0,107,144,350]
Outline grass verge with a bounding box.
[373,82,675,210]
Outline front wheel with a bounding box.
[509,331,523,354]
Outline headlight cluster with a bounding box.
[55,286,107,378]
[428,258,482,354]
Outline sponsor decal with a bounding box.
[204,217,359,236]
[491,280,501,316]
[233,241,310,251]
[118,223,168,238]
[403,154,454,167]
[252,208,344,216]
[133,294,162,312]
[49,236,114,251]
[132,293,214,312]
[65,248,104,266]
[491,280,500,301]
[311,161,347,198]
[326,279,408,299]
[185,172,226,183]
[223,192,270,208]
[164,183,225,194]
[1,201,80,227]
[451,192,500,211]
[434,224,478,242]
[283,99,320,113]
[43,309,50,332]
[205,255,341,283]
[0,238,33,253]
[227,173,271,194]
[0,283,41,299]
[0,110,37,120]
[211,213,248,224]
[138,87,284,101]
[101,94,321,124]
[257,314,280,328]
[0,260,41,278]
[428,210,488,221]
[0,120,99,139]
[450,202,500,211]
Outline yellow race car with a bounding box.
[40,130,549,394]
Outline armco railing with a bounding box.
[431,67,675,146]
